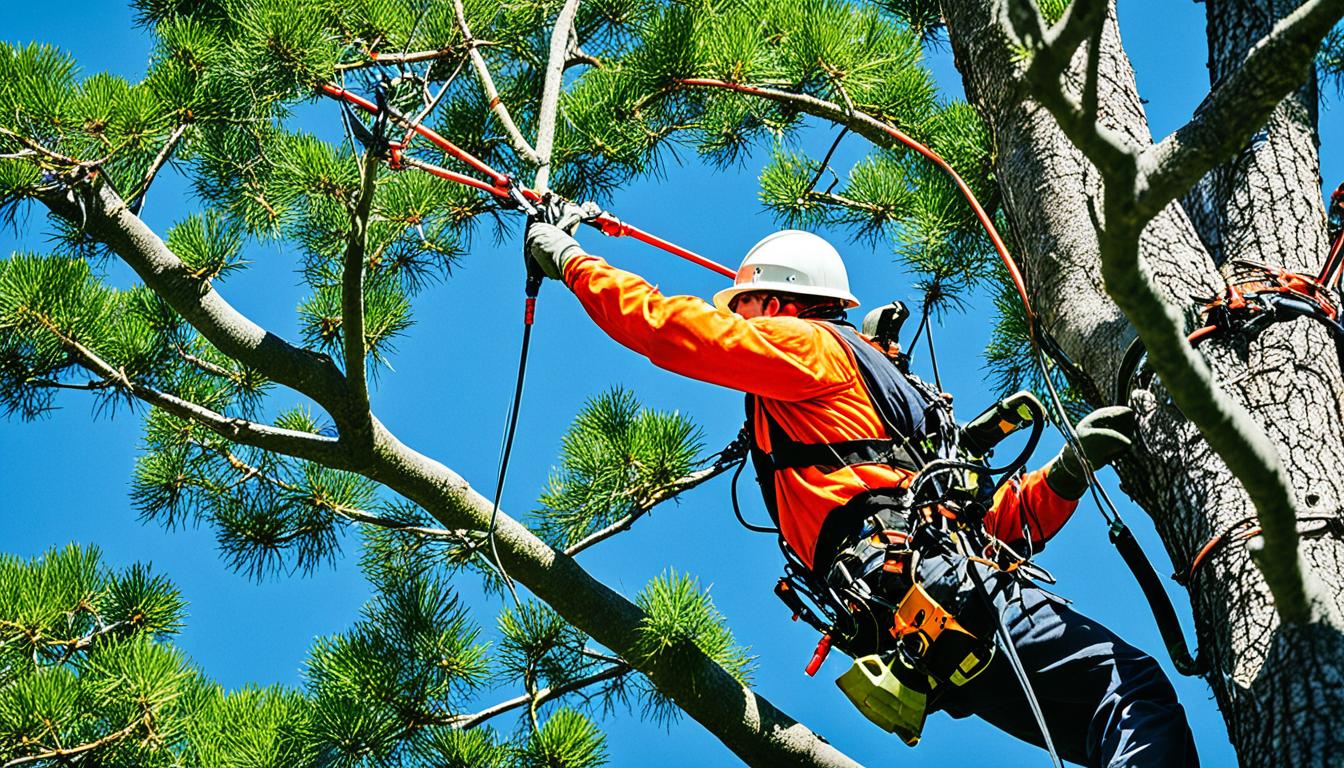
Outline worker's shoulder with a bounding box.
[746,316,850,355]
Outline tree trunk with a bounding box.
[941,2,1344,765]
[1185,0,1327,271]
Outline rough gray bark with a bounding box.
[1186,0,1328,271]
[942,1,1344,764]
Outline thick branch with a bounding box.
[36,182,354,425]
[1138,0,1344,217]
[1097,226,1317,625]
[531,0,582,192]
[364,425,861,768]
[451,663,630,730]
[1006,0,1136,175]
[452,0,541,165]
[341,150,380,445]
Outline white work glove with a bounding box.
[524,201,599,280]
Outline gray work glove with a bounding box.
[525,201,599,280]
[1044,405,1136,500]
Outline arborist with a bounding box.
[525,209,1199,767]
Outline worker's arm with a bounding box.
[983,467,1079,553]
[563,255,852,401]
[983,406,1135,552]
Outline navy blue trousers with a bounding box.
[918,552,1200,767]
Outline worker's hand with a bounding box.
[525,220,586,280]
[549,199,600,233]
[1044,406,1136,500]
[525,200,600,280]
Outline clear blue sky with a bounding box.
[3,3,1340,766]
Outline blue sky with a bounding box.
[3,2,1340,766]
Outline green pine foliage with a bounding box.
[497,601,591,692]
[0,545,198,767]
[533,387,703,550]
[519,708,608,768]
[0,543,621,767]
[634,570,753,684]
[1321,25,1344,91]
[415,727,513,768]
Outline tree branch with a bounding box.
[531,0,582,192]
[1138,0,1344,218]
[0,126,85,167]
[36,181,354,426]
[452,0,541,165]
[2,712,146,768]
[333,41,499,71]
[449,663,630,730]
[341,150,380,444]
[131,122,189,212]
[175,347,243,383]
[565,463,731,556]
[1004,0,1136,176]
[32,314,348,465]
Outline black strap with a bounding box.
[1109,521,1204,676]
[767,437,921,474]
[811,490,909,577]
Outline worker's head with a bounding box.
[713,230,859,319]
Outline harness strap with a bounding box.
[766,436,922,473]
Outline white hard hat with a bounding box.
[713,230,860,312]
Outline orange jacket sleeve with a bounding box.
[564,254,855,401]
[983,467,1079,552]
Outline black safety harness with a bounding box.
[729,311,1072,762]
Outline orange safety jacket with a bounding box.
[564,254,1078,569]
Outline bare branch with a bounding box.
[176,348,243,382]
[0,126,84,167]
[131,122,190,211]
[1004,0,1135,175]
[449,663,630,730]
[333,40,499,71]
[32,315,348,465]
[531,0,582,192]
[565,464,731,556]
[332,505,472,541]
[341,150,380,441]
[1138,0,1344,218]
[452,0,541,165]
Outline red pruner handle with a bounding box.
[805,634,833,677]
[592,213,628,238]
